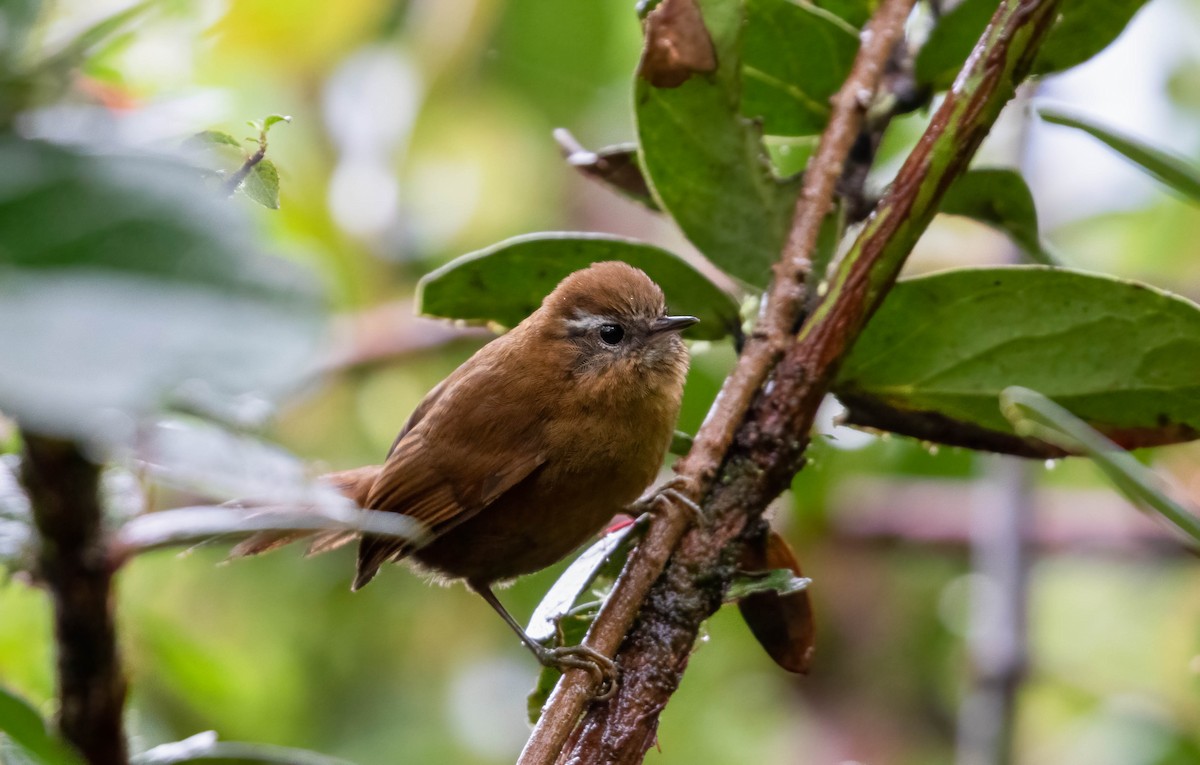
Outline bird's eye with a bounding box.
[598,323,625,345]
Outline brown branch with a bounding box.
[517,1,915,762]
[21,433,128,765]
[555,1,1064,762]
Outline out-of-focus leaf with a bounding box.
[135,417,323,504]
[239,159,280,209]
[0,686,84,765]
[741,0,859,136]
[261,114,291,132]
[526,517,646,723]
[553,130,658,210]
[1000,387,1200,544]
[114,504,427,559]
[939,168,1059,265]
[635,0,801,287]
[914,0,995,91]
[0,137,324,441]
[735,530,815,674]
[835,267,1200,456]
[418,233,741,340]
[1031,0,1151,75]
[33,0,161,77]
[0,0,42,72]
[917,0,1150,90]
[191,130,242,148]
[134,730,354,765]
[1039,107,1200,203]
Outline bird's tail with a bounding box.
[227,465,384,558]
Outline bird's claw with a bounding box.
[537,644,618,701]
[633,475,703,525]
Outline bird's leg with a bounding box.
[468,580,618,700]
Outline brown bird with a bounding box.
[322,261,696,685]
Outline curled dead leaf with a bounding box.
[639,0,718,88]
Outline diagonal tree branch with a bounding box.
[542,0,1065,762]
[21,433,128,765]
[517,0,917,761]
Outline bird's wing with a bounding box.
[353,434,546,588]
[353,351,549,589]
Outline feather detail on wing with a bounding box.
[352,432,546,590]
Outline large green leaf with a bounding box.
[417,233,741,340]
[0,137,323,441]
[0,687,83,765]
[741,0,860,136]
[635,0,801,287]
[916,0,1150,90]
[914,0,997,91]
[835,267,1200,455]
[939,168,1058,265]
[1031,0,1151,75]
[1039,107,1200,203]
[1000,387,1200,544]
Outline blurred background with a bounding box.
[2,0,1200,763]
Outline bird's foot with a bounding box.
[635,475,703,525]
[534,643,618,701]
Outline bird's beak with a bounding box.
[649,315,700,336]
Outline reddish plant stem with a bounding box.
[557,1,1063,762]
[22,433,128,765]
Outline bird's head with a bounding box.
[537,261,697,395]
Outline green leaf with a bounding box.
[417,233,741,340]
[191,130,242,148]
[635,0,801,287]
[725,568,811,601]
[741,0,859,136]
[1031,0,1151,75]
[670,429,694,456]
[0,0,42,72]
[33,0,162,77]
[914,0,996,91]
[808,0,873,28]
[916,0,1151,89]
[134,730,355,765]
[835,267,1200,454]
[1039,107,1200,203]
[0,137,324,442]
[939,168,1059,265]
[261,114,291,132]
[239,159,280,209]
[1000,387,1200,544]
[0,686,84,765]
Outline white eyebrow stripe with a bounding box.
[564,310,611,334]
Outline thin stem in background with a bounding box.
[21,433,128,765]
[956,457,1033,765]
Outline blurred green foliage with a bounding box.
[1,0,1200,763]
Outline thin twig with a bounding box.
[223,143,267,197]
[556,1,1064,762]
[517,1,915,762]
[22,433,128,765]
